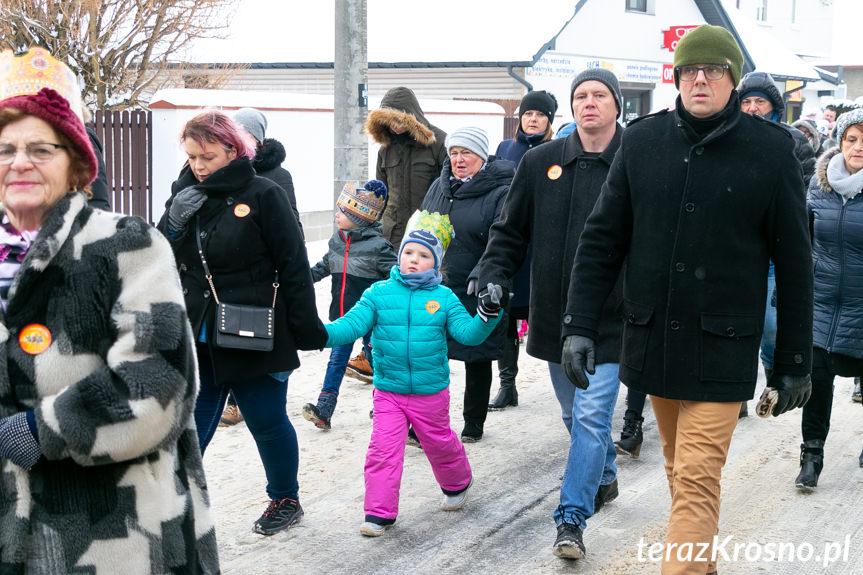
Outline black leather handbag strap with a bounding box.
[194,216,279,307]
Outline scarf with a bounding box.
[399,268,442,290]
[0,216,39,309]
[826,152,863,203]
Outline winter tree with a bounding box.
[0,0,243,110]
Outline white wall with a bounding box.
[150,89,504,222]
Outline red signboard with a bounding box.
[663,26,698,52]
[662,64,675,84]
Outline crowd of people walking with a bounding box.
[0,24,860,572]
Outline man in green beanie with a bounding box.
[561,24,813,575]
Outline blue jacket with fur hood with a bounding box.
[325,266,500,395]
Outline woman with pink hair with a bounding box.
[158,110,328,536]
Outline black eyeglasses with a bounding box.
[0,143,67,165]
[676,65,729,82]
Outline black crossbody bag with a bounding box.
[195,217,279,352]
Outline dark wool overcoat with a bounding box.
[365,87,447,247]
[421,156,515,362]
[252,137,303,235]
[478,126,624,365]
[565,101,813,402]
[159,159,327,386]
[808,147,863,358]
[0,193,218,573]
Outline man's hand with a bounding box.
[561,335,595,390]
[765,373,811,416]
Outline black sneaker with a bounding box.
[253,498,303,536]
[553,522,585,559]
[593,478,619,513]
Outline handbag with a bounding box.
[196,217,279,352]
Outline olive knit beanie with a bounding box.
[673,25,743,89]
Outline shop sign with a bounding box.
[663,26,698,52]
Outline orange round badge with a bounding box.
[425,300,441,314]
[19,324,51,355]
[547,165,563,180]
[234,203,251,218]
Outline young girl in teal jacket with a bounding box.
[324,210,503,536]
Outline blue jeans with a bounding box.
[322,333,372,395]
[548,361,620,530]
[760,262,776,371]
[194,344,300,500]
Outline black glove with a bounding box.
[562,335,595,390]
[167,186,207,233]
[477,283,503,322]
[766,372,811,416]
[0,412,41,470]
[466,278,478,296]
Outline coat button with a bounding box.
[579,161,587,169]
[726,327,736,336]
[675,262,686,272]
[695,148,704,155]
[203,290,210,299]
[685,203,695,212]
[182,288,188,295]
[179,263,187,271]
[670,320,680,330]
[199,230,207,239]
[683,157,689,163]
[793,353,804,364]
[563,315,572,325]
[627,313,635,324]
[226,197,235,205]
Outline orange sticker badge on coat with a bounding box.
[19,324,51,355]
[547,165,563,180]
[425,300,441,314]
[234,203,251,218]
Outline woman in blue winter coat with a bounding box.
[797,109,863,489]
[420,127,515,442]
[324,210,502,537]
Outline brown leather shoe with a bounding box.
[345,350,373,383]
[219,404,244,426]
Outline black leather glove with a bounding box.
[477,283,503,322]
[766,372,812,416]
[466,278,478,296]
[0,412,41,470]
[561,335,595,390]
[167,186,207,233]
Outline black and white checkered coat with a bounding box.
[0,193,219,573]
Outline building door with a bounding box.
[621,90,651,124]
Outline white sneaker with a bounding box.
[360,521,393,537]
[441,479,472,511]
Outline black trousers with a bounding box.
[463,361,493,428]
[802,347,863,441]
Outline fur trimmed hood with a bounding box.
[253,137,287,173]
[365,87,436,147]
[814,146,841,193]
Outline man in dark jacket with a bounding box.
[737,71,815,418]
[478,68,625,560]
[562,26,813,574]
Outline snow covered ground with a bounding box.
[202,241,863,574]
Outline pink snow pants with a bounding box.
[364,387,472,520]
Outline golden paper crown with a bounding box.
[0,47,83,119]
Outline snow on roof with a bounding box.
[184,0,575,65]
[720,0,821,81]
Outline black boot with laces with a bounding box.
[253,497,304,535]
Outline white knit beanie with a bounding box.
[445,126,489,161]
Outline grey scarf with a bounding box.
[826,152,863,202]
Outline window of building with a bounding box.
[756,0,768,22]
[626,0,647,12]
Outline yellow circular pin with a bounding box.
[234,203,251,218]
[19,324,51,355]
[547,165,563,180]
[425,300,441,314]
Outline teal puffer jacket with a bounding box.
[325,267,500,395]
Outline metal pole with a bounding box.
[334,0,369,211]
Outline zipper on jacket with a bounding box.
[407,289,413,393]
[340,232,351,317]
[826,201,848,349]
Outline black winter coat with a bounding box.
[253,137,303,236]
[808,147,863,358]
[565,98,813,402]
[479,126,624,365]
[158,159,327,386]
[422,156,515,362]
